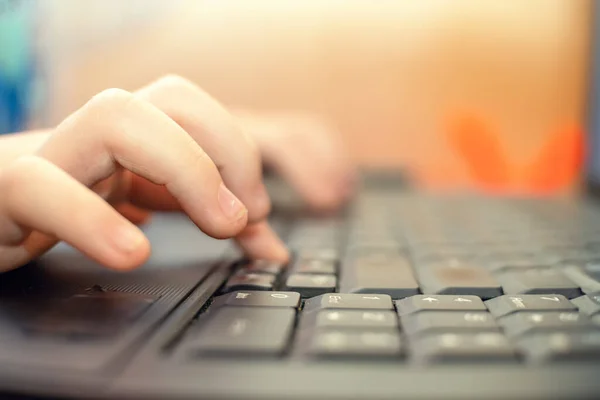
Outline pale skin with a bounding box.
[0,75,355,273]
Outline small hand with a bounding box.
[0,76,288,272]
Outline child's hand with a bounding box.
[0,76,355,273]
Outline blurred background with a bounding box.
[0,0,593,192]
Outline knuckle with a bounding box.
[187,145,217,176]
[88,88,136,110]
[156,74,194,91]
[83,88,140,142]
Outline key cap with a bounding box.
[485,254,557,271]
[395,295,486,316]
[497,269,582,299]
[400,311,498,336]
[296,248,338,261]
[517,332,600,363]
[582,260,600,280]
[340,254,420,299]
[214,291,301,308]
[307,329,402,359]
[344,245,403,261]
[571,294,600,316]
[309,310,398,330]
[411,332,515,364]
[417,259,502,300]
[292,258,336,275]
[562,265,600,294]
[285,274,336,298]
[500,312,593,337]
[187,307,295,356]
[303,293,393,312]
[485,295,576,318]
[241,260,286,275]
[223,272,275,292]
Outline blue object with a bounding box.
[0,0,37,134]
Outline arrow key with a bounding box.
[395,295,486,316]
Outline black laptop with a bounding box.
[5,16,600,400]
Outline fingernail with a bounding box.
[112,224,146,254]
[218,183,247,220]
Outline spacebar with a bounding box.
[340,256,420,299]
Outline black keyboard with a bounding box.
[4,188,600,400]
[174,193,600,365]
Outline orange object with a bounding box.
[445,113,583,194]
[522,125,584,194]
[446,114,511,193]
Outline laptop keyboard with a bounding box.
[177,192,600,365]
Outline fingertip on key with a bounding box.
[235,222,290,263]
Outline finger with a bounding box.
[241,112,356,211]
[135,75,270,222]
[235,221,290,263]
[37,88,248,240]
[0,231,58,273]
[0,156,150,272]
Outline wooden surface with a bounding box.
[47,0,593,187]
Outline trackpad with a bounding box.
[12,291,156,340]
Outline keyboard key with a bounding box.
[223,273,275,292]
[551,249,597,263]
[497,269,582,299]
[395,295,486,316]
[187,307,295,356]
[417,259,502,300]
[411,248,473,262]
[285,274,336,298]
[582,260,600,280]
[411,332,515,364]
[400,311,498,336]
[499,312,593,337]
[562,265,600,294]
[344,245,403,262]
[296,248,338,261]
[339,255,420,299]
[241,260,286,275]
[214,291,301,308]
[571,294,600,316]
[485,295,576,318]
[303,293,393,312]
[307,329,402,359]
[292,258,336,275]
[485,254,557,271]
[311,310,398,329]
[517,332,600,363]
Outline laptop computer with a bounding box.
[3,18,600,400]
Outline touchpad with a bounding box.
[2,290,156,341]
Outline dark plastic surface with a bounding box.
[2,211,600,400]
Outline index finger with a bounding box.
[37,88,288,262]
